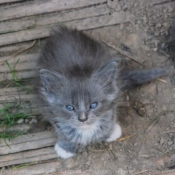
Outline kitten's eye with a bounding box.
[90,102,98,109]
[66,105,74,111]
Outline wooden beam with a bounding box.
[0,94,36,102]
[0,4,110,34]
[0,0,24,4]
[0,11,133,46]
[0,0,107,22]
[0,147,58,168]
[0,61,36,72]
[0,131,57,155]
[0,85,33,95]
[0,70,36,81]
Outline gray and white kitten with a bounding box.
[36,26,166,159]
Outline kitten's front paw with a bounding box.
[54,143,75,159]
[106,123,122,142]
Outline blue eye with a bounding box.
[66,105,74,111]
[90,102,98,109]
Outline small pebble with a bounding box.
[153,48,157,52]
[17,119,24,124]
[167,141,173,146]
[148,35,154,40]
[29,120,33,124]
[25,119,29,123]
[167,7,174,13]
[156,23,161,28]
[31,118,38,124]
[160,138,165,145]
[134,143,138,146]
[161,43,165,49]
[120,23,124,30]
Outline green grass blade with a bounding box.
[0,104,12,114]
[5,61,18,81]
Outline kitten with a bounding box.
[36,26,166,159]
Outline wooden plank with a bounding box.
[0,147,58,168]
[0,131,57,155]
[0,19,35,34]
[0,70,36,81]
[0,85,33,95]
[66,11,134,30]
[0,27,50,46]
[0,42,35,53]
[0,0,24,4]
[0,94,36,102]
[0,11,133,46]
[0,61,36,72]
[0,4,110,34]
[0,124,31,133]
[0,53,39,65]
[0,0,107,22]
[36,4,110,26]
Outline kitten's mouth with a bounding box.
[78,122,91,129]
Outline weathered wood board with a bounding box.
[0,161,61,175]
[0,131,57,155]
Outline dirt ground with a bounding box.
[0,0,175,175]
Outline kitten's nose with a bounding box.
[78,112,88,122]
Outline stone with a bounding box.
[167,7,174,13]
[31,118,38,124]
[17,119,24,124]
[120,23,124,30]
[153,48,158,52]
[167,140,173,146]
[163,22,170,30]
[29,120,33,124]
[161,43,165,49]
[156,23,161,28]
[160,138,165,145]
[24,119,29,123]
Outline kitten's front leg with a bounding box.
[54,141,77,159]
[106,123,122,142]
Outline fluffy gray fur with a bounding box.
[36,26,166,159]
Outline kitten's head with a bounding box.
[39,60,119,129]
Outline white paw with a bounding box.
[106,123,122,142]
[54,143,75,159]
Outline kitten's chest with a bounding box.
[62,122,111,146]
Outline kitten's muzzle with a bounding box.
[78,112,88,122]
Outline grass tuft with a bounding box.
[0,61,33,143]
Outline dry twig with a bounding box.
[103,144,116,160]
[102,41,145,66]
[146,116,161,132]
[0,41,36,66]
[131,170,148,175]
[157,78,167,83]
[117,134,135,142]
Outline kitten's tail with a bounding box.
[120,68,167,89]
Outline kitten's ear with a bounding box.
[39,69,64,92]
[94,61,118,85]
